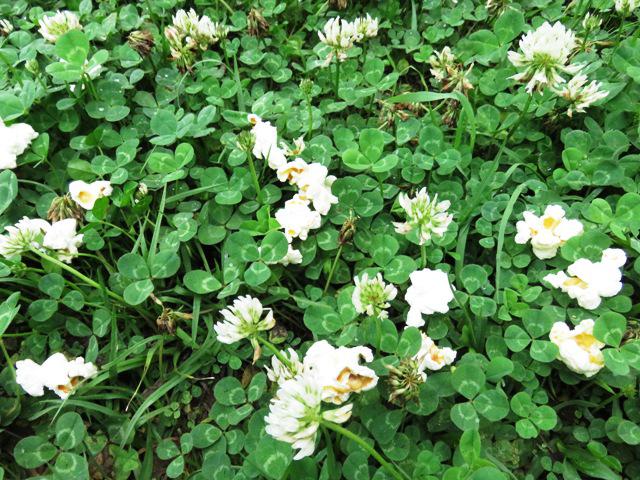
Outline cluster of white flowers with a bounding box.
[515,204,583,259]
[615,0,639,15]
[549,319,604,377]
[352,272,398,319]
[248,114,338,265]
[69,180,113,210]
[38,10,82,43]
[165,9,228,70]
[265,340,377,458]
[509,21,609,115]
[393,188,453,246]
[0,119,39,170]
[544,248,626,310]
[552,74,609,117]
[214,295,275,344]
[508,21,580,93]
[405,268,455,327]
[16,353,97,399]
[318,14,378,65]
[428,47,474,93]
[0,217,83,262]
[413,333,457,379]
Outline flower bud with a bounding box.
[135,182,149,203]
[299,79,314,97]
[338,213,358,245]
[387,359,425,405]
[25,59,40,75]
[236,130,256,155]
[0,19,13,36]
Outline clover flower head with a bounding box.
[508,21,580,93]
[550,319,604,377]
[214,295,275,344]
[0,119,39,170]
[303,340,378,404]
[278,244,303,266]
[16,353,97,399]
[413,333,457,372]
[265,371,352,460]
[552,74,609,117]
[0,19,13,36]
[275,198,322,241]
[353,14,379,41]
[38,10,82,43]
[0,217,50,259]
[318,17,356,64]
[265,348,304,386]
[69,180,113,210]
[352,272,397,319]
[515,204,583,259]
[405,268,455,327]
[43,219,84,263]
[393,188,453,245]
[544,248,626,310]
[250,118,287,169]
[615,0,639,15]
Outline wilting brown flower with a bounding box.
[247,9,269,37]
[48,194,84,223]
[128,30,155,56]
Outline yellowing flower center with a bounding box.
[574,333,598,350]
[337,368,373,391]
[78,191,93,203]
[543,217,561,230]
[563,276,588,289]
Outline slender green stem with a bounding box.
[29,248,125,304]
[420,244,427,268]
[334,56,341,97]
[17,179,57,194]
[306,98,314,138]
[257,336,294,371]
[453,291,477,349]
[495,94,532,163]
[323,244,343,295]
[0,340,14,380]
[247,154,262,201]
[320,421,407,480]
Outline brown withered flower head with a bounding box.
[247,9,269,37]
[128,30,155,57]
[48,194,84,223]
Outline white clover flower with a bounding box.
[16,353,97,399]
[250,118,287,169]
[508,21,580,93]
[352,272,397,319]
[429,46,457,82]
[214,295,275,344]
[303,340,378,405]
[0,19,13,36]
[293,163,338,216]
[265,371,353,460]
[69,180,113,210]
[278,244,303,266]
[552,74,609,117]
[38,10,82,43]
[615,0,639,14]
[353,14,379,41]
[318,17,356,64]
[515,204,583,259]
[405,268,455,328]
[393,188,453,245]
[0,119,39,170]
[0,217,50,259]
[275,198,322,241]
[582,13,602,31]
[550,319,604,377]
[544,248,626,310]
[43,219,83,263]
[277,158,309,184]
[413,333,456,375]
[265,348,304,385]
[281,136,306,157]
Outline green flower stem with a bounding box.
[247,154,262,201]
[320,420,408,480]
[307,97,314,138]
[257,336,294,371]
[420,244,427,268]
[495,94,533,164]
[29,248,125,304]
[0,339,14,380]
[334,56,341,97]
[323,244,343,295]
[453,291,478,349]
